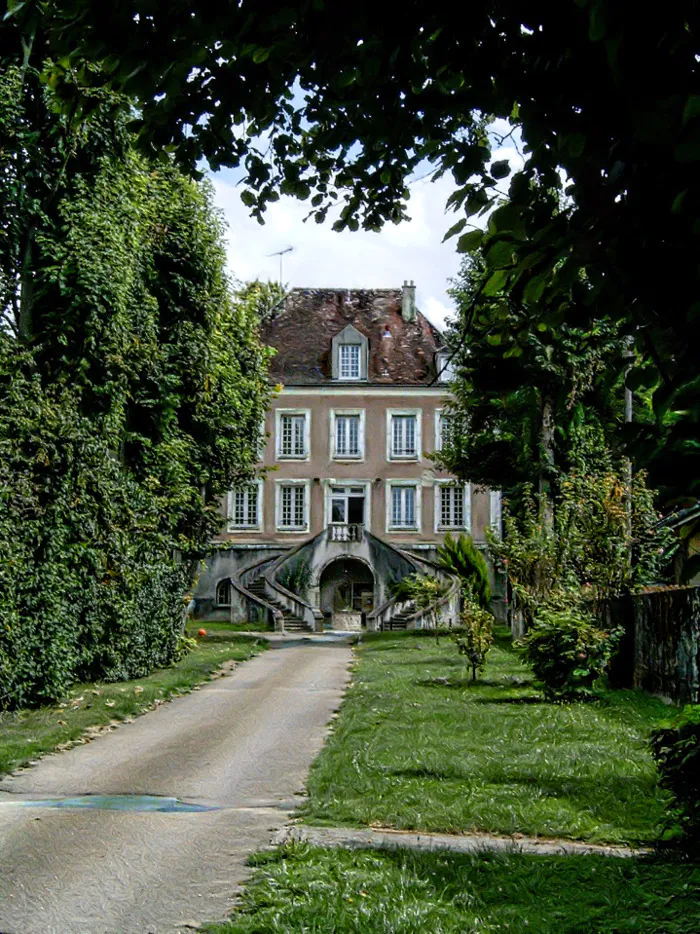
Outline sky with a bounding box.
[209,127,522,333]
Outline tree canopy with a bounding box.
[6,0,697,503]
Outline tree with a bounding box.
[8,1,695,507]
[436,248,630,508]
[437,532,492,609]
[0,63,270,707]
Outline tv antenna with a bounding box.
[267,246,294,286]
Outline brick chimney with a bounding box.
[401,280,416,321]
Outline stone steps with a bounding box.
[246,577,313,632]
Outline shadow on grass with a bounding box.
[470,696,547,705]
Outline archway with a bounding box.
[319,557,375,629]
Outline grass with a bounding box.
[301,629,674,845]
[207,843,700,934]
[187,619,271,633]
[0,633,266,777]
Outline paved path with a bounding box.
[275,824,648,859]
[0,637,352,934]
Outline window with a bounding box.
[277,482,308,531]
[489,489,502,539]
[276,410,309,459]
[387,482,420,531]
[389,413,418,459]
[339,344,361,379]
[436,351,455,382]
[332,324,368,380]
[435,481,470,532]
[229,485,260,529]
[436,411,452,452]
[216,579,231,606]
[333,412,363,459]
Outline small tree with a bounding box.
[454,588,494,681]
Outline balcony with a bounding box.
[328,523,364,543]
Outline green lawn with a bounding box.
[0,633,266,777]
[207,843,700,934]
[301,629,673,845]
[187,619,272,633]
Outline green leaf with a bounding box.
[683,95,700,125]
[443,218,467,241]
[490,159,511,180]
[457,229,483,253]
[240,190,257,207]
[523,274,547,304]
[486,240,515,269]
[483,269,509,296]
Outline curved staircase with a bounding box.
[246,576,313,633]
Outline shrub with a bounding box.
[520,607,621,700]
[454,591,494,681]
[277,559,312,600]
[437,533,492,608]
[650,705,700,852]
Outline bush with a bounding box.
[650,705,700,852]
[454,592,494,681]
[277,559,312,600]
[520,607,621,700]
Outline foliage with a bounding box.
[302,632,671,844]
[277,559,312,600]
[487,434,676,624]
[520,608,622,700]
[10,2,700,505]
[389,573,450,629]
[437,533,491,608]
[234,279,287,320]
[453,590,494,681]
[437,251,630,500]
[0,65,269,708]
[650,704,700,853]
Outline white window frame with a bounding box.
[323,479,372,530]
[227,480,263,532]
[435,408,454,452]
[489,489,503,539]
[387,409,421,462]
[330,409,365,461]
[436,351,455,383]
[339,344,362,380]
[275,408,310,461]
[275,479,311,533]
[386,480,421,533]
[215,578,231,607]
[434,480,471,533]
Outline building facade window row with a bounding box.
[274,408,450,462]
[226,479,472,535]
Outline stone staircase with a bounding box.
[246,576,313,633]
[381,604,416,631]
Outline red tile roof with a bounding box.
[259,288,445,385]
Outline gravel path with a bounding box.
[0,637,352,934]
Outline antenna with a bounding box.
[267,246,294,286]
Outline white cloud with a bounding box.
[210,171,463,331]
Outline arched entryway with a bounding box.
[319,557,375,630]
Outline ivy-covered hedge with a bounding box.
[0,70,270,708]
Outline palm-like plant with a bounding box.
[437,533,492,608]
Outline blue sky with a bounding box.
[209,123,521,332]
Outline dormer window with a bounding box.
[436,351,455,383]
[339,344,361,380]
[331,324,368,381]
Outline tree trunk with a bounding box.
[539,392,555,529]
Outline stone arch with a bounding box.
[319,556,375,625]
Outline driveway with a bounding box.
[0,636,352,934]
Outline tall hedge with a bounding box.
[0,67,270,708]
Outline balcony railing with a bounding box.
[328,523,364,543]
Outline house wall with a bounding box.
[217,386,497,548]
